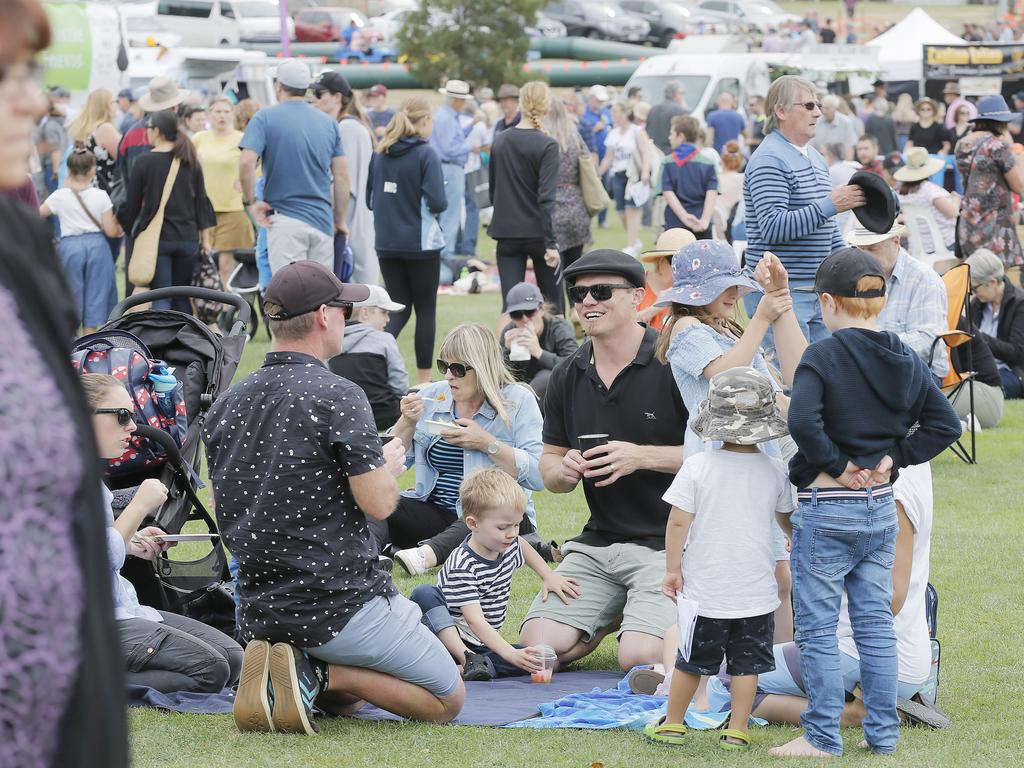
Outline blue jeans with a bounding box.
[791,487,900,755]
[57,232,117,328]
[439,162,465,262]
[999,366,1024,398]
[152,240,200,313]
[456,188,479,257]
[409,585,529,679]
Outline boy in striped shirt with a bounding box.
[410,469,581,681]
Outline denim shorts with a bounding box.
[304,593,461,698]
[609,171,636,212]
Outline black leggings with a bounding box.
[559,244,585,315]
[380,252,440,371]
[496,238,562,316]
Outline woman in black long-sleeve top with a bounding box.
[487,81,562,314]
[118,109,214,313]
[966,248,1024,398]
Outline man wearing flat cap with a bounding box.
[519,249,687,671]
[204,261,465,735]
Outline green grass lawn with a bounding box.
[129,215,1024,766]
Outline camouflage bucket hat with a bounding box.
[690,366,789,445]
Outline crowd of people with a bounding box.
[1,0,1021,763]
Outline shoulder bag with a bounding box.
[69,188,105,234]
[578,144,611,218]
[128,157,181,287]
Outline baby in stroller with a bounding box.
[82,373,242,694]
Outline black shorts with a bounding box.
[674,612,775,677]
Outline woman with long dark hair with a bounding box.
[0,0,127,764]
[117,109,215,313]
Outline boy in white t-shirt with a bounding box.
[39,148,121,332]
[644,367,794,751]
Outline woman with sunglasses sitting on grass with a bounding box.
[370,323,547,575]
[82,373,243,694]
[498,282,578,405]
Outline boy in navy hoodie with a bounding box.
[770,248,960,759]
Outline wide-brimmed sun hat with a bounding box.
[138,75,190,112]
[893,147,946,183]
[690,366,789,445]
[845,222,907,248]
[439,79,471,98]
[654,240,761,307]
[640,228,697,263]
[850,170,901,234]
[975,94,1020,123]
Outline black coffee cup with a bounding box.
[577,433,609,456]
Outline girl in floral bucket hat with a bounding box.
[653,239,810,646]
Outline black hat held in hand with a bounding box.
[849,170,901,234]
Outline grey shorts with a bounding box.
[522,541,676,643]
[266,212,334,274]
[303,593,461,698]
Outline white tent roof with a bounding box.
[866,7,965,82]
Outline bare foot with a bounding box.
[768,735,836,758]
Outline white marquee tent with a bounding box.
[866,7,966,82]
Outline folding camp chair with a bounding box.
[1008,264,1022,288]
[928,263,976,464]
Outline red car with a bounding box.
[294,6,366,43]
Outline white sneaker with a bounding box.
[622,244,638,257]
[631,240,644,254]
[395,546,431,576]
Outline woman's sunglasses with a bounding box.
[567,283,635,304]
[95,407,136,427]
[436,360,473,378]
[509,309,538,321]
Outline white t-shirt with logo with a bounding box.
[837,461,933,685]
[662,448,794,619]
[44,187,112,236]
[604,124,640,174]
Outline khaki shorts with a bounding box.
[522,541,675,642]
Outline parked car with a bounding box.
[692,0,799,32]
[527,12,568,39]
[365,0,415,16]
[543,0,650,43]
[294,6,366,43]
[233,1,294,43]
[617,0,693,47]
[361,6,414,45]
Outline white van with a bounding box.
[155,0,293,47]
[624,53,771,121]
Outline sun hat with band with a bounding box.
[439,79,471,99]
[640,228,697,264]
[138,75,190,112]
[844,221,907,248]
[974,94,1021,123]
[263,261,370,320]
[690,366,789,445]
[654,240,760,307]
[893,147,946,183]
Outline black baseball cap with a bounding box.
[312,70,353,96]
[263,261,369,320]
[562,248,646,288]
[796,248,887,298]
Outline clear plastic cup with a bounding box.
[530,644,557,684]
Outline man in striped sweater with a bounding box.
[743,75,865,344]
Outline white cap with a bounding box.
[276,58,311,91]
[589,84,610,102]
[354,284,405,312]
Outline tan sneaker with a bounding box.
[233,639,274,733]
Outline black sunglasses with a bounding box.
[311,88,326,99]
[567,283,635,304]
[95,407,135,427]
[793,101,822,111]
[437,360,473,378]
[509,309,538,321]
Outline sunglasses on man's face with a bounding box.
[567,283,635,304]
[95,407,135,427]
[437,360,473,378]
[793,101,822,111]
[509,309,537,321]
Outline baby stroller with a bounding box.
[222,248,267,339]
[73,287,251,633]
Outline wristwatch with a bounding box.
[243,198,255,207]
[486,440,501,456]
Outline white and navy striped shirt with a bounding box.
[743,130,845,283]
[426,438,464,512]
[438,537,524,646]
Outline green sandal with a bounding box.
[719,729,750,751]
[643,716,688,746]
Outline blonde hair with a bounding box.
[438,323,525,427]
[519,81,551,134]
[764,75,817,134]
[830,276,887,319]
[234,99,260,131]
[265,302,315,340]
[208,95,233,111]
[543,97,585,153]
[378,95,432,154]
[460,468,527,520]
[655,304,745,364]
[68,88,115,142]
[80,373,125,409]
[891,93,916,123]
[480,100,500,127]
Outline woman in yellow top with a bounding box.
[192,96,254,283]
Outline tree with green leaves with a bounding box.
[397,0,545,90]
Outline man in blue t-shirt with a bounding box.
[239,58,348,275]
[705,92,747,155]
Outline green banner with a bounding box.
[41,3,92,91]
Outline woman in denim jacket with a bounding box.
[370,323,545,575]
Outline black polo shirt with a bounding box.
[543,326,687,550]
[202,351,395,646]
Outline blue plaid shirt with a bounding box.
[878,248,949,379]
